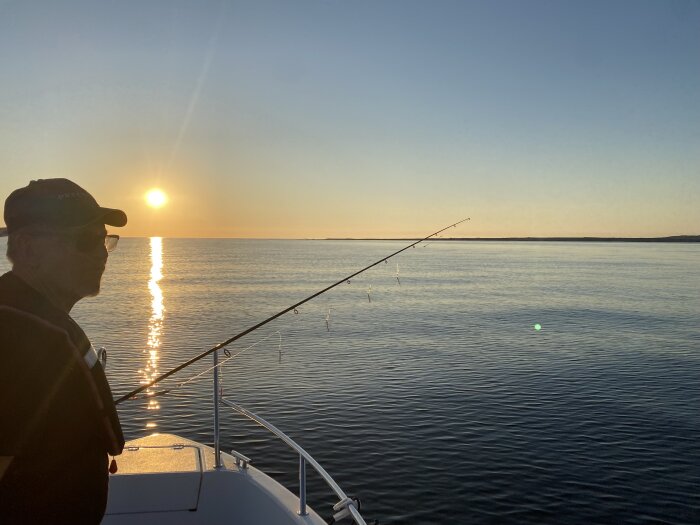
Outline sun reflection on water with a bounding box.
[142,237,164,429]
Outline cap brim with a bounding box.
[98,208,128,228]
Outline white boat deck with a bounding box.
[102,433,327,524]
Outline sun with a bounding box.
[145,188,168,209]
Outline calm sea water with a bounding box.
[2,239,699,524]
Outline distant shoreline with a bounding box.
[324,235,700,243]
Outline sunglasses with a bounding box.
[29,230,120,253]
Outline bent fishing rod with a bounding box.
[115,217,470,405]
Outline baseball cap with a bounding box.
[1,179,127,236]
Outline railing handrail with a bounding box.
[220,397,367,525]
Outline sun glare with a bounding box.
[145,189,168,209]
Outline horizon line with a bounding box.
[112,234,700,242]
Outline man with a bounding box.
[0,179,126,523]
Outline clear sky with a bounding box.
[1,0,698,238]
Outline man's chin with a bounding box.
[82,282,102,298]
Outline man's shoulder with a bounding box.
[0,272,77,336]
[0,305,75,363]
[0,271,20,295]
[0,272,42,312]
[0,307,94,461]
[0,305,69,335]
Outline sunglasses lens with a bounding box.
[73,233,118,252]
[105,235,119,252]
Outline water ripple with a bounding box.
[52,239,700,524]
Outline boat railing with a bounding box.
[219,398,367,525]
[212,350,366,524]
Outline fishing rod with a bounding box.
[115,217,470,405]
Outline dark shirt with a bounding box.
[0,272,124,524]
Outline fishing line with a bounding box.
[129,328,286,400]
[128,262,415,401]
[278,331,283,363]
[115,218,470,404]
[423,234,439,248]
[129,309,306,400]
[325,306,333,331]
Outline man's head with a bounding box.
[2,179,127,310]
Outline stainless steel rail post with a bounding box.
[213,349,222,468]
[221,399,367,524]
[299,455,307,516]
